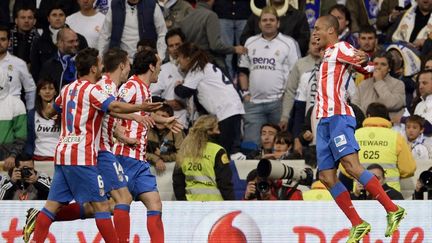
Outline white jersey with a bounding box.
[97,74,118,152]
[54,79,114,166]
[239,33,300,103]
[295,64,320,114]
[66,11,105,48]
[34,112,61,157]
[151,61,188,127]
[0,52,36,110]
[182,63,244,121]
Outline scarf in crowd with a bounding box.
[94,0,109,14]
[363,0,382,25]
[385,42,421,77]
[305,0,320,30]
[392,2,432,43]
[8,26,39,54]
[59,52,77,88]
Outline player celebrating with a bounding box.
[313,15,406,242]
[114,49,182,243]
[27,48,163,243]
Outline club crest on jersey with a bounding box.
[252,49,256,55]
[104,84,113,95]
[119,88,129,98]
[99,188,105,197]
[275,50,280,56]
[118,174,124,182]
[334,134,347,147]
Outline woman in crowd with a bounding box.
[172,115,234,201]
[24,79,60,176]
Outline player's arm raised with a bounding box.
[108,100,163,114]
[151,113,183,133]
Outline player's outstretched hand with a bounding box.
[141,101,163,112]
[353,49,369,65]
[114,125,139,147]
[133,114,156,128]
[164,116,183,133]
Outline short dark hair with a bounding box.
[165,28,186,45]
[15,6,36,18]
[132,49,158,75]
[47,2,66,17]
[372,51,394,71]
[274,131,293,146]
[366,102,390,121]
[417,70,432,83]
[406,115,425,129]
[359,25,377,38]
[328,4,351,29]
[260,123,281,133]
[0,25,10,39]
[15,153,34,167]
[366,163,386,178]
[75,48,99,77]
[103,48,128,73]
[156,103,174,117]
[136,39,156,51]
[246,169,258,182]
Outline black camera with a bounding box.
[419,171,432,190]
[257,159,313,187]
[20,167,33,179]
[256,179,270,194]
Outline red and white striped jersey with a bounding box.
[97,74,118,152]
[316,41,374,118]
[53,79,115,166]
[113,75,151,161]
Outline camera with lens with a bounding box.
[20,167,33,179]
[257,159,313,187]
[419,170,432,191]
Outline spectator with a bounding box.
[351,52,406,121]
[98,0,167,59]
[9,6,39,64]
[30,4,88,82]
[174,43,244,156]
[376,0,411,34]
[302,180,333,201]
[243,168,302,200]
[347,103,416,192]
[157,0,192,30]
[213,0,252,79]
[413,166,432,200]
[38,27,80,91]
[151,28,188,127]
[304,0,338,30]
[239,6,300,146]
[0,68,27,172]
[405,115,432,160]
[353,25,379,86]
[173,115,234,201]
[38,0,79,29]
[0,153,51,200]
[0,25,36,111]
[421,55,432,70]
[243,0,310,56]
[280,35,321,133]
[24,79,60,177]
[388,0,432,52]
[179,0,247,75]
[263,131,292,160]
[244,123,280,159]
[66,0,105,48]
[147,104,185,174]
[351,163,404,200]
[328,4,358,48]
[412,70,432,135]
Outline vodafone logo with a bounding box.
[192,210,262,243]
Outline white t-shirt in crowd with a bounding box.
[34,112,61,157]
[66,11,105,48]
[182,63,245,121]
[239,33,300,103]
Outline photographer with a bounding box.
[243,169,302,200]
[0,154,51,200]
[413,167,432,200]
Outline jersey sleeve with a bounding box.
[118,82,137,103]
[337,42,374,74]
[182,70,203,90]
[53,87,65,113]
[90,85,115,112]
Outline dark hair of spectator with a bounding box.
[14,6,36,18]
[0,25,10,39]
[157,103,174,117]
[35,79,60,125]
[165,28,186,44]
[358,25,377,38]
[260,123,281,133]
[421,54,432,71]
[132,49,158,75]
[75,48,99,77]
[372,51,394,72]
[366,163,386,178]
[406,115,425,129]
[136,38,156,50]
[103,48,128,73]
[47,2,66,17]
[365,102,390,121]
[328,4,351,29]
[417,70,432,83]
[177,42,209,73]
[246,169,258,182]
[15,153,34,167]
[274,131,293,146]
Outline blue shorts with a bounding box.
[48,165,107,204]
[116,155,158,200]
[316,115,360,171]
[97,151,128,192]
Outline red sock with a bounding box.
[32,208,54,243]
[55,203,83,221]
[114,204,130,243]
[330,182,363,226]
[147,211,164,243]
[364,176,398,212]
[95,212,119,243]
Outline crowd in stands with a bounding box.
[0,0,432,202]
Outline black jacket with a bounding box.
[0,172,51,200]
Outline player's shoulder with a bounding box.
[245,34,262,47]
